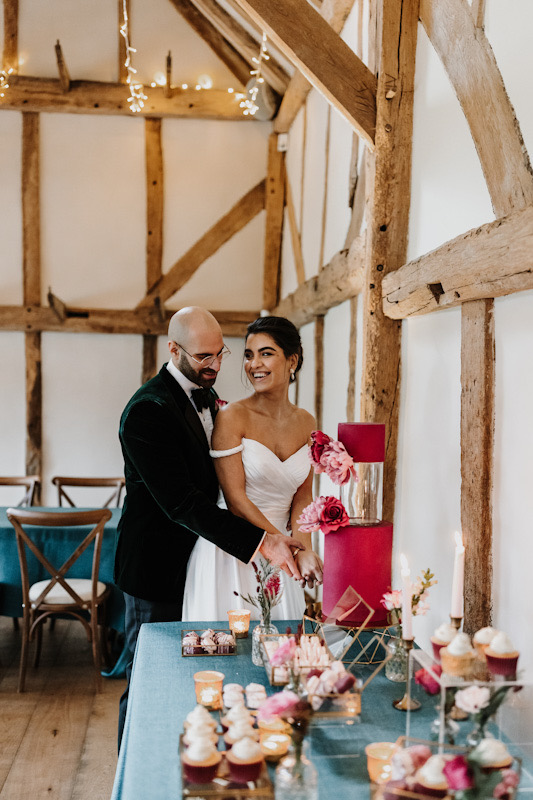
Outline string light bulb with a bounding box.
[0,68,14,99]
[120,0,147,113]
[240,32,270,116]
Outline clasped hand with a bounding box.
[295,548,323,589]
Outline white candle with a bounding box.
[400,553,413,640]
[451,531,465,618]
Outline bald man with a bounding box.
[114,307,304,746]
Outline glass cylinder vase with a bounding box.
[251,618,279,667]
[275,739,318,800]
[339,463,383,524]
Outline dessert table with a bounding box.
[0,506,125,633]
[111,620,444,800]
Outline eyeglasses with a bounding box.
[174,343,231,367]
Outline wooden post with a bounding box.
[22,113,42,481]
[118,0,130,84]
[360,0,419,523]
[314,315,324,495]
[461,300,494,633]
[143,118,164,384]
[346,296,357,422]
[263,133,286,310]
[3,0,19,73]
[285,174,306,286]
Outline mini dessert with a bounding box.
[223,719,259,749]
[473,626,498,659]
[257,716,289,735]
[390,744,432,781]
[184,705,218,731]
[181,739,222,784]
[200,635,217,654]
[226,736,264,783]
[223,683,244,708]
[182,631,203,655]
[413,754,449,798]
[485,632,519,677]
[440,632,475,677]
[183,721,219,747]
[220,702,254,733]
[259,732,290,761]
[430,623,457,662]
[470,738,513,771]
[245,683,267,709]
[215,632,235,654]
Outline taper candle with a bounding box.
[400,553,413,640]
[451,531,465,618]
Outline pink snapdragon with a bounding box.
[270,637,297,666]
[257,690,301,722]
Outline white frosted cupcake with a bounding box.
[440,632,475,677]
[485,632,519,677]
[413,755,449,798]
[183,721,219,747]
[470,738,512,771]
[226,736,264,783]
[220,701,253,733]
[223,719,259,749]
[473,627,498,660]
[184,705,218,731]
[430,623,457,662]
[181,739,222,783]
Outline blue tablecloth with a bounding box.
[0,506,125,633]
[111,621,444,800]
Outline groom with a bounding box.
[114,306,304,745]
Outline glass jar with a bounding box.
[251,618,278,667]
[385,637,408,683]
[275,739,318,800]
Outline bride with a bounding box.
[182,315,323,621]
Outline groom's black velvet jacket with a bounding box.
[114,365,264,605]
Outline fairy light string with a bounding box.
[0,68,14,99]
[119,0,147,113]
[240,33,269,116]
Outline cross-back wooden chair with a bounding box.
[0,475,40,506]
[6,507,112,692]
[51,476,125,508]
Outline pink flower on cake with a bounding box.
[414,665,442,695]
[442,756,474,791]
[297,497,326,533]
[297,497,349,535]
[319,440,355,485]
[308,430,332,472]
[455,685,491,714]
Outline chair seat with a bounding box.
[29,578,107,606]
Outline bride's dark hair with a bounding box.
[246,316,303,380]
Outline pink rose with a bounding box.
[381,590,403,611]
[308,431,332,471]
[270,637,296,666]
[257,690,301,722]
[442,756,474,791]
[455,685,491,714]
[318,497,349,534]
[297,497,326,533]
[494,769,520,797]
[319,441,355,485]
[414,666,442,695]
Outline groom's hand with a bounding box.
[259,533,304,582]
[295,550,323,589]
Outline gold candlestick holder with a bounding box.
[450,615,463,631]
[392,638,421,712]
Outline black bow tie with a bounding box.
[191,388,216,415]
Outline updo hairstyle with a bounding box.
[246,316,303,381]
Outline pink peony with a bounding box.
[319,441,355,485]
[455,685,491,714]
[308,430,332,471]
[414,666,442,695]
[318,497,350,534]
[297,497,327,533]
[270,637,297,666]
[442,756,474,791]
[381,590,403,611]
[257,690,301,722]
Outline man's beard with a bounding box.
[178,353,217,388]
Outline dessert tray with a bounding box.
[181,629,237,657]
[259,633,332,686]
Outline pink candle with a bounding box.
[451,531,465,618]
[400,553,413,640]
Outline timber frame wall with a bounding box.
[2,0,532,630]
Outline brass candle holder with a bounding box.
[392,638,421,712]
[450,615,463,631]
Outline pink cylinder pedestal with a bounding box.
[322,521,393,627]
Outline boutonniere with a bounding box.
[215,399,228,410]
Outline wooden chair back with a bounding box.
[0,475,40,506]
[51,476,125,508]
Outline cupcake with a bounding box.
[440,632,475,678]
[245,683,267,709]
[184,705,218,731]
[413,755,449,798]
[223,683,244,709]
[223,719,259,749]
[470,738,513,771]
[226,736,264,783]
[473,627,498,660]
[181,739,222,784]
[220,702,254,733]
[430,623,457,662]
[485,632,519,678]
[260,731,290,761]
[183,721,219,748]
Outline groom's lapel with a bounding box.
[160,367,209,449]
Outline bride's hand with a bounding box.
[295,549,323,589]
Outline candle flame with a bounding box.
[454,531,464,550]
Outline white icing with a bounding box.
[473,626,498,645]
[433,623,457,644]
[446,632,473,656]
[227,720,257,742]
[231,736,262,761]
[226,704,253,724]
[186,721,217,739]
[245,683,265,693]
[417,755,447,785]
[471,739,510,765]
[489,632,516,654]
[186,705,215,727]
[186,740,218,762]
[224,683,244,693]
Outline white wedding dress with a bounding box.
[182,437,310,621]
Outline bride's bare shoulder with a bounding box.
[293,406,316,438]
[213,400,249,441]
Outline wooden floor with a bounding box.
[0,615,126,800]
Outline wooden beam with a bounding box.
[47,289,67,322]
[420,0,533,217]
[144,118,164,384]
[461,299,494,633]
[344,154,366,248]
[314,315,324,432]
[273,0,358,134]
[360,0,419,523]
[0,306,257,337]
[142,336,158,385]
[273,231,365,328]
[318,106,331,272]
[382,205,533,319]
[137,179,266,309]
[233,0,376,145]
[165,51,172,98]
[54,40,71,92]
[3,0,19,73]
[25,333,42,477]
[346,296,357,422]
[285,173,305,286]
[263,134,286,309]
[1,76,252,119]
[167,0,251,87]
[186,0,289,95]
[118,0,131,84]
[471,0,486,29]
